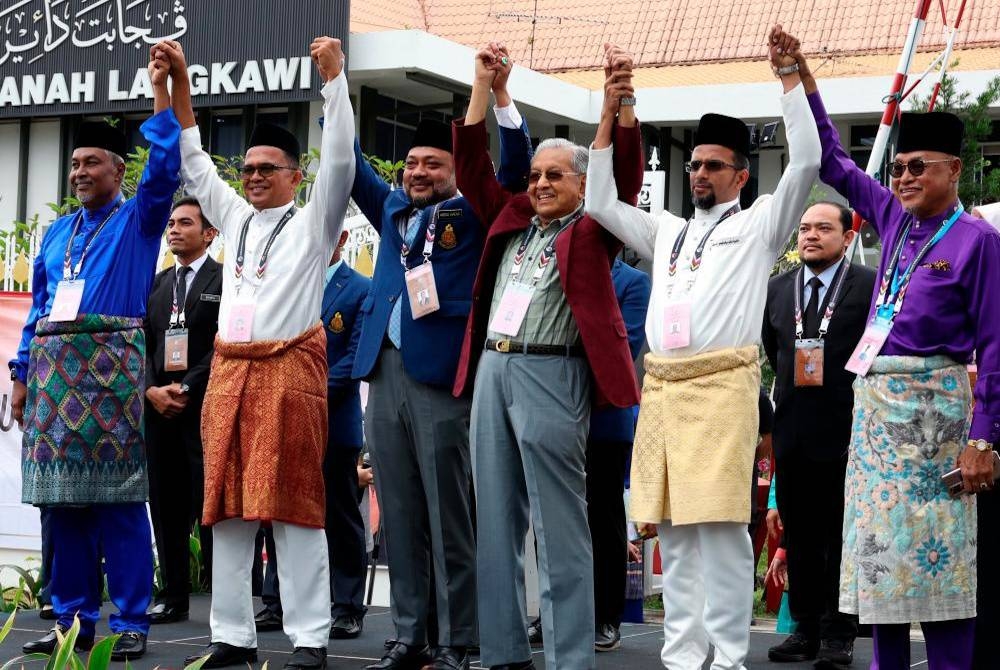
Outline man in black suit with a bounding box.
[144,196,222,623]
[762,201,876,666]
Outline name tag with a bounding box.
[164,328,189,371]
[489,282,534,337]
[794,338,824,387]
[50,279,85,323]
[227,299,256,342]
[404,262,440,319]
[437,208,463,221]
[200,293,221,303]
[662,301,692,350]
[845,318,893,377]
[710,235,743,249]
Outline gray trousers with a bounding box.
[471,350,595,669]
[365,347,477,647]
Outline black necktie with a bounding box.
[175,265,191,314]
[803,276,823,338]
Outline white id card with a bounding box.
[50,279,86,323]
[404,263,441,319]
[489,282,535,337]
[227,299,256,343]
[845,317,893,377]
[662,301,692,350]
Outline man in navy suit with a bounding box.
[255,230,372,640]
[348,50,532,670]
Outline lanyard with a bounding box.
[873,205,963,321]
[400,203,443,270]
[61,200,123,280]
[794,258,851,340]
[508,211,580,287]
[668,203,741,277]
[234,205,297,294]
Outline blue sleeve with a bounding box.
[496,118,533,194]
[615,265,651,361]
[11,235,54,383]
[134,109,182,239]
[351,140,392,234]
[328,281,369,388]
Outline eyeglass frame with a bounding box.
[888,157,955,179]
[527,169,582,185]
[238,163,300,178]
[684,159,743,174]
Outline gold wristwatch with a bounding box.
[969,438,994,452]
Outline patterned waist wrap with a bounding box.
[629,345,760,525]
[21,314,148,505]
[840,355,976,624]
[201,323,328,528]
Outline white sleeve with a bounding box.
[757,82,822,255]
[179,127,252,237]
[306,73,357,251]
[584,144,659,261]
[979,202,1000,232]
[493,102,523,130]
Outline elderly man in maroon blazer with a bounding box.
[450,43,642,670]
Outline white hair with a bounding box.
[534,138,588,174]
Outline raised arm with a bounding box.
[791,38,901,237]
[306,37,356,250]
[161,41,250,236]
[350,141,392,233]
[489,43,534,193]
[133,43,181,239]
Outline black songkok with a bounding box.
[409,119,453,154]
[694,113,751,159]
[896,112,964,157]
[248,123,301,161]
[73,122,128,159]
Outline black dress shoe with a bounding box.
[39,604,57,621]
[815,638,854,668]
[254,607,283,632]
[594,623,621,652]
[111,632,147,661]
[421,646,469,670]
[148,602,190,624]
[284,646,327,669]
[488,662,535,670]
[365,641,431,670]
[22,625,95,655]
[330,613,363,639]
[768,632,819,662]
[526,617,542,645]
[184,642,258,668]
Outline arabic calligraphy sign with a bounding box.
[0,0,349,117]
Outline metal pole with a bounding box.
[927,0,970,111]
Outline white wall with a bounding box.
[25,121,62,227]
[0,123,21,227]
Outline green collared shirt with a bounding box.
[487,203,583,347]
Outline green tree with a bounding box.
[910,68,1000,206]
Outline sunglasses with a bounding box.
[889,158,953,179]
[239,163,298,178]
[528,169,581,185]
[684,159,741,173]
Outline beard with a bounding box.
[691,191,716,211]
[408,181,455,208]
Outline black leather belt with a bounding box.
[485,338,584,357]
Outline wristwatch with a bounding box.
[969,438,994,452]
[773,63,800,77]
[9,365,18,382]
[178,383,190,395]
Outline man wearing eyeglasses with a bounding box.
[158,37,355,670]
[782,26,1000,668]
[584,27,820,670]
[449,45,642,670]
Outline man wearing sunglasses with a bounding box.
[449,44,641,670]
[585,26,820,670]
[783,26,1000,668]
[159,37,355,670]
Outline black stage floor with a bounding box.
[1,595,926,669]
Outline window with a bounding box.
[210,111,244,159]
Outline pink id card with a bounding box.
[662,302,692,350]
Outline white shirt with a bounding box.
[978,202,1000,232]
[175,252,208,294]
[179,74,355,342]
[585,83,821,358]
[802,256,845,308]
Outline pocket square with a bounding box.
[920,259,951,272]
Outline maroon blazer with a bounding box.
[451,118,644,408]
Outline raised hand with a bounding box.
[311,37,346,83]
[768,24,799,70]
[604,42,634,78]
[148,44,170,88]
[474,45,499,86]
[489,41,513,94]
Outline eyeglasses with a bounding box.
[889,158,953,179]
[527,169,581,185]
[239,163,298,178]
[684,159,741,173]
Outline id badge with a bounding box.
[50,279,85,323]
[662,302,692,350]
[227,300,256,343]
[489,282,535,337]
[164,328,189,371]
[404,262,441,319]
[794,338,825,387]
[845,317,893,377]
